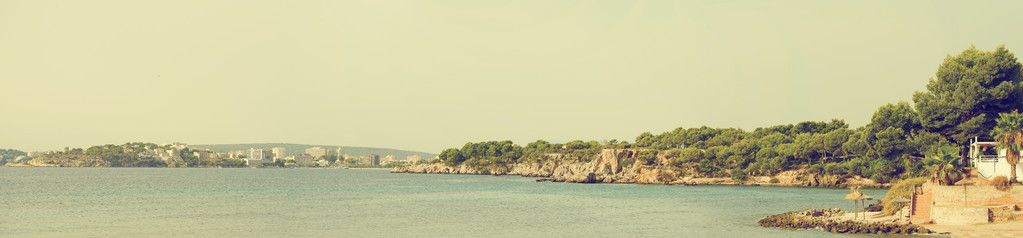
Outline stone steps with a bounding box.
[910,188,932,224]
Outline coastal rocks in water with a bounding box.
[772,170,885,188]
[758,209,931,235]
[565,173,598,183]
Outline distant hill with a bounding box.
[188,143,437,160]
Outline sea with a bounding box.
[0,167,892,237]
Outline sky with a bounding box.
[3,0,1023,154]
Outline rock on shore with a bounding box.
[392,149,886,188]
[758,209,931,235]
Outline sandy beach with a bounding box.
[923,221,1023,238]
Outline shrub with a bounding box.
[824,162,847,175]
[880,177,928,216]
[669,157,685,168]
[869,159,897,183]
[871,173,893,184]
[679,148,705,163]
[769,177,780,183]
[846,157,869,176]
[637,150,658,165]
[807,163,825,174]
[731,170,747,181]
[659,171,674,181]
[665,148,682,159]
[621,157,635,167]
[991,176,1012,191]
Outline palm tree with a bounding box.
[992,110,1023,183]
[923,146,964,185]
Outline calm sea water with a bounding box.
[0,167,889,237]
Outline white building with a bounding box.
[382,155,396,164]
[244,158,263,167]
[272,147,286,161]
[968,140,1023,182]
[295,154,316,167]
[406,155,422,164]
[168,142,188,150]
[249,148,265,161]
[306,147,328,158]
[248,148,273,166]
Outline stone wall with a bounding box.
[932,185,1023,207]
[931,206,990,225]
[990,209,1023,222]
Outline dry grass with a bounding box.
[881,177,929,216]
[991,176,1012,191]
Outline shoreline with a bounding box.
[0,164,386,170]
[392,161,890,189]
[411,170,889,188]
[922,221,1023,237]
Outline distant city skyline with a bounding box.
[3,1,1023,153]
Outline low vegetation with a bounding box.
[0,149,27,166]
[881,177,928,216]
[991,176,1012,191]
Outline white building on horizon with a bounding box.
[406,155,422,164]
[247,148,265,166]
[306,147,328,158]
[272,147,286,162]
[295,154,316,167]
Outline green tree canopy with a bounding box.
[914,45,1023,145]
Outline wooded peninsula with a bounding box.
[395,45,1023,187]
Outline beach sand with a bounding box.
[923,221,1023,238]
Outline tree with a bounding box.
[636,150,659,165]
[792,134,817,165]
[914,45,1023,147]
[873,127,908,160]
[923,146,964,185]
[823,129,851,159]
[911,130,953,157]
[868,101,920,135]
[321,154,339,163]
[439,148,464,165]
[678,148,704,163]
[755,132,792,149]
[635,132,655,148]
[791,121,829,135]
[842,130,872,157]
[992,110,1023,183]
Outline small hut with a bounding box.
[845,186,874,219]
[889,197,912,223]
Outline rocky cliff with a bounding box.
[9,154,110,167]
[392,149,886,188]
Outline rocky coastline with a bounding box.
[392,149,887,188]
[758,209,932,235]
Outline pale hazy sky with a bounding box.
[3,0,1023,153]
